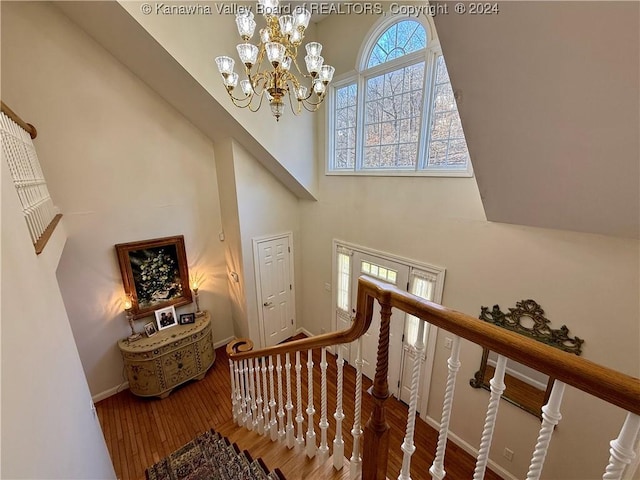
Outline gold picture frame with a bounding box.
[115,235,192,319]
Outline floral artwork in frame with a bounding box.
[115,235,192,319]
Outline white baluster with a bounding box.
[473,354,507,480]
[350,338,364,479]
[295,351,305,448]
[240,359,249,428]
[526,381,566,480]
[333,347,345,471]
[319,347,330,458]
[234,360,243,426]
[261,358,270,433]
[429,336,461,480]
[276,354,286,441]
[399,321,426,480]
[248,358,258,431]
[268,356,278,441]
[229,359,237,424]
[306,349,317,458]
[285,352,295,449]
[603,413,640,480]
[255,357,265,435]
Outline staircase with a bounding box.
[221,419,351,479]
[225,276,640,480]
[145,428,286,480]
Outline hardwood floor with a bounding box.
[96,340,502,480]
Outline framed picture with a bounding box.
[115,235,192,319]
[155,305,177,330]
[144,322,158,337]
[179,312,195,325]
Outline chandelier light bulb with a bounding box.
[291,29,303,44]
[319,65,335,83]
[258,0,279,16]
[293,6,311,29]
[235,12,256,39]
[265,42,286,66]
[224,72,239,88]
[237,43,259,67]
[240,79,253,96]
[281,56,292,71]
[313,80,326,95]
[305,54,324,75]
[259,28,271,43]
[305,42,322,57]
[296,86,308,100]
[278,15,295,36]
[215,56,235,75]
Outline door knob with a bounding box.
[263,301,273,307]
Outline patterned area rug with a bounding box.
[146,429,284,480]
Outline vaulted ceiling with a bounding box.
[433,1,639,238]
[57,1,639,239]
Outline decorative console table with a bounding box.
[118,312,215,398]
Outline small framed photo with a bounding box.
[155,305,177,330]
[179,312,196,325]
[144,322,158,337]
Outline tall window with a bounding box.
[328,17,471,176]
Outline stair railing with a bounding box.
[227,276,640,480]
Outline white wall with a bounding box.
[1,158,115,477]
[1,1,234,398]
[302,11,640,480]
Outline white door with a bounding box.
[256,235,295,346]
[350,252,409,397]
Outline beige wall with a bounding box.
[303,10,640,479]
[118,0,319,198]
[214,139,302,345]
[1,146,115,476]
[1,1,234,398]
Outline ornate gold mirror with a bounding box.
[470,299,584,418]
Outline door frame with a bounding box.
[331,238,445,416]
[253,232,296,348]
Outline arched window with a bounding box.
[328,17,472,176]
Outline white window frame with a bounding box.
[326,15,473,178]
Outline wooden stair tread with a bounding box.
[221,424,351,479]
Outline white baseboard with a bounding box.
[93,337,235,403]
[423,414,518,480]
[215,335,236,349]
[296,327,314,338]
[92,382,129,403]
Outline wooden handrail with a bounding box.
[1,101,37,139]
[227,283,376,359]
[228,275,640,416]
[357,276,640,416]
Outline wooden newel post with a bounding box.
[363,300,393,479]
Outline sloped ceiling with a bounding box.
[434,1,639,238]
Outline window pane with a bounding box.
[427,56,470,169]
[367,20,427,68]
[333,83,358,170]
[337,252,351,312]
[405,274,436,346]
[363,62,425,169]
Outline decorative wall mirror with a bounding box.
[470,299,584,418]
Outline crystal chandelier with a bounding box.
[214,0,335,121]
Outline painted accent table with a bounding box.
[118,312,215,398]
